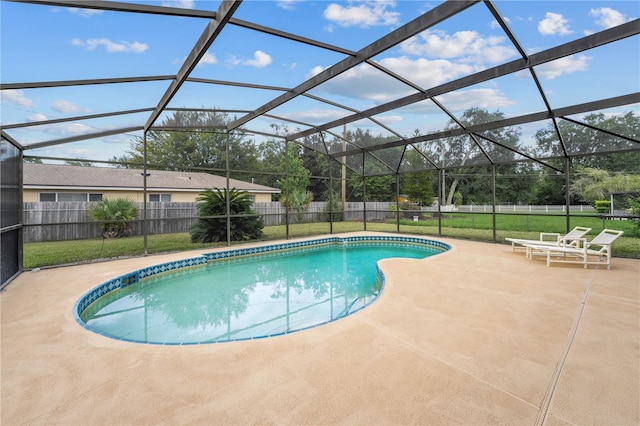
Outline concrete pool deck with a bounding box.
[2,232,639,425]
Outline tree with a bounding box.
[190,188,263,243]
[570,167,640,206]
[89,198,139,238]
[415,108,524,205]
[301,144,330,202]
[399,145,435,205]
[531,111,640,205]
[342,128,400,202]
[256,138,285,196]
[280,144,310,192]
[401,171,434,205]
[112,110,261,180]
[256,133,330,204]
[65,160,93,167]
[534,112,640,171]
[532,172,566,204]
[349,174,396,201]
[279,144,313,222]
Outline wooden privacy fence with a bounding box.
[23,202,199,243]
[21,202,598,243]
[22,201,391,242]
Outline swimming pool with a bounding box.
[75,236,450,344]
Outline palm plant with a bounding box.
[190,188,264,243]
[280,189,313,223]
[89,198,139,238]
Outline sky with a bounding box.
[1,0,639,162]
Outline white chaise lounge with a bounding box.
[505,226,592,253]
[523,228,624,269]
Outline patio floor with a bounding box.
[2,233,638,425]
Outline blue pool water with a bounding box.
[77,238,447,344]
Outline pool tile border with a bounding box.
[74,235,450,345]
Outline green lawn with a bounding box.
[23,214,639,269]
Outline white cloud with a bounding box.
[71,38,148,53]
[67,7,103,17]
[305,55,518,119]
[54,123,93,135]
[590,7,631,29]
[279,109,350,124]
[310,63,412,104]
[323,0,400,28]
[28,113,48,122]
[226,55,242,66]
[400,30,517,65]
[533,54,591,79]
[376,115,402,124]
[52,100,79,113]
[307,56,475,104]
[307,65,327,78]
[435,88,515,111]
[243,51,272,68]
[380,88,515,117]
[378,56,474,89]
[0,89,34,107]
[489,16,511,29]
[161,0,195,8]
[29,122,94,137]
[226,51,272,68]
[276,0,302,10]
[198,52,217,66]
[538,12,572,36]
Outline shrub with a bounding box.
[389,203,400,219]
[89,198,139,238]
[399,201,421,218]
[453,191,463,207]
[190,188,264,243]
[389,201,422,219]
[595,200,611,214]
[322,191,343,222]
[626,196,640,235]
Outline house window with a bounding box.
[38,192,103,202]
[39,192,57,201]
[149,193,171,202]
[58,193,88,201]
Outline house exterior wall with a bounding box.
[253,193,273,203]
[23,189,273,203]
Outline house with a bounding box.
[23,163,280,203]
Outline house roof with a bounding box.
[23,163,279,194]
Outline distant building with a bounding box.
[23,163,279,203]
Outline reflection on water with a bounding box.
[82,243,439,344]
